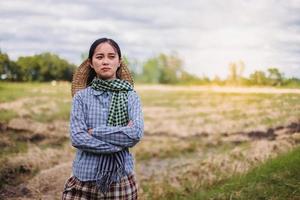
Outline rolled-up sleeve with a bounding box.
[70,93,123,153]
[92,91,144,148]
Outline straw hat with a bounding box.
[71,59,134,97]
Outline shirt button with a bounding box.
[103,92,108,98]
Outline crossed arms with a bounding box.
[70,92,144,154]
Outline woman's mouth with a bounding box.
[101,67,111,72]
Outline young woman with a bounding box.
[62,38,144,199]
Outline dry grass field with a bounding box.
[0,82,300,199]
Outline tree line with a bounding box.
[0,50,76,81]
[127,55,300,87]
[1,50,299,87]
[216,61,300,87]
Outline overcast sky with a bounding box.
[0,0,300,78]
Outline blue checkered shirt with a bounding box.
[70,86,144,181]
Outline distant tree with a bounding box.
[0,50,22,81]
[122,56,142,82]
[267,67,283,86]
[227,60,245,85]
[249,70,267,85]
[228,62,237,83]
[180,71,204,84]
[237,60,245,83]
[212,75,224,85]
[283,77,300,88]
[140,53,184,84]
[0,51,10,80]
[16,52,76,81]
[140,57,161,83]
[158,53,183,84]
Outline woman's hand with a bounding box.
[88,121,132,135]
[127,120,133,127]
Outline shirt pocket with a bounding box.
[87,101,107,128]
[86,102,101,128]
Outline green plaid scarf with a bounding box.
[91,78,133,126]
[90,78,133,194]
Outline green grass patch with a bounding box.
[31,107,70,123]
[0,81,71,103]
[0,140,28,160]
[185,146,300,200]
[0,82,45,102]
[0,109,18,123]
[0,130,67,159]
[39,136,69,149]
[135,140,199,161]
[30,100,71,123]
[143,146,300,200]
[0,131,30,158]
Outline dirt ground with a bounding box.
[1,85,300,199]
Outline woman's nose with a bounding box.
[102,57,109,65]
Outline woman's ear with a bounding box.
[88,59,94,69]
[118,59,122,68]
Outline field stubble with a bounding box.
[0,83,299,199]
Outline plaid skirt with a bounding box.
[61,174,138,200]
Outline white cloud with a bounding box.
[0,0,299,78]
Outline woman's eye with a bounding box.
[109,55,115,59]
[96,56,103,59]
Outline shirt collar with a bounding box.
[91,89,105,96]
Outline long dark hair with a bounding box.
[87,38,122,86]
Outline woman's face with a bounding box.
[90,42,121,80]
